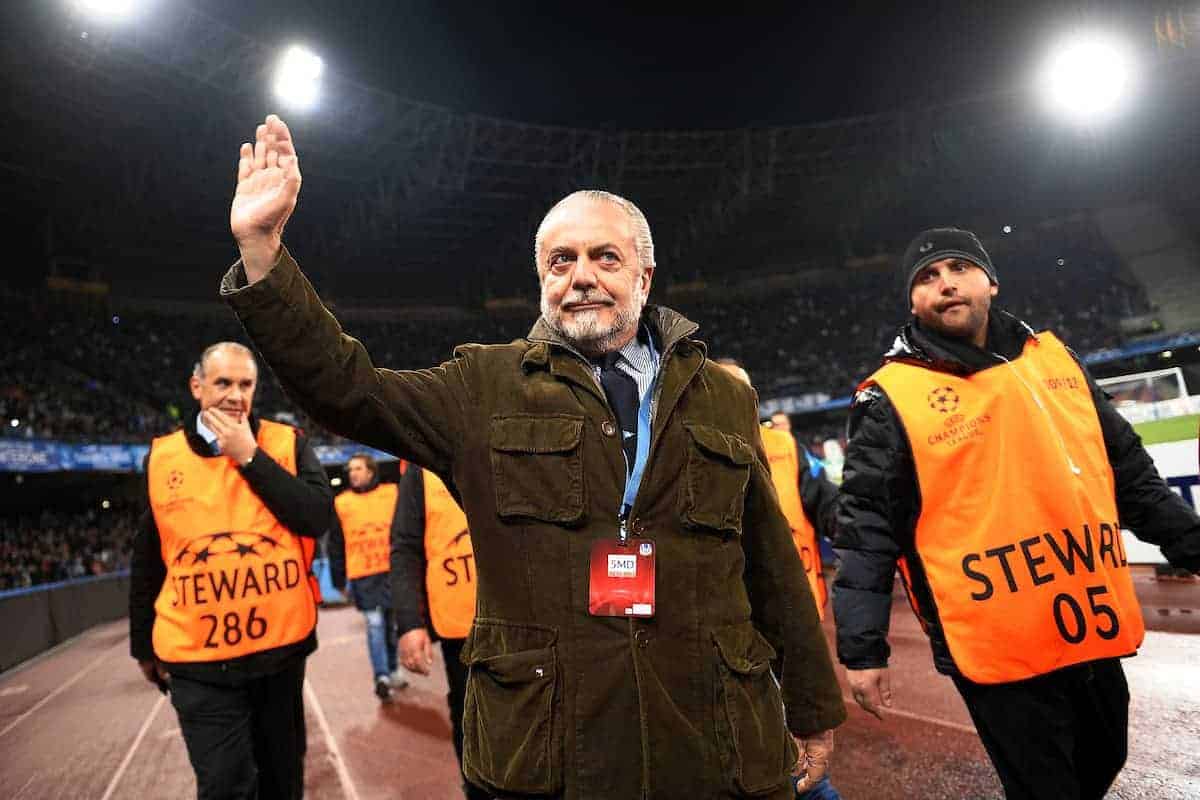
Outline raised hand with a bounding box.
[230,114,302,283]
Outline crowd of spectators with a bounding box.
[1,233,1151,447]
[0,503,137,591]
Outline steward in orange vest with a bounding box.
[834,229,1200,800]
[759,424,837,619]
[392,466,488,800]
[329,452,406,701]
[713,361,839,620]
[129,343,332,800]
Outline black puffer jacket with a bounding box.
[833,310,1200,674]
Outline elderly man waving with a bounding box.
[221,114,844,800]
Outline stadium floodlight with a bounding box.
[273,45,324,112]
[1037,32,1137,124]
[73,0,139,22]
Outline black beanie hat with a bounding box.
[899,227,998,306]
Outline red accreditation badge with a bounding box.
[588,538,656,617]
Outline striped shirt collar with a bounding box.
[591,324,659,402]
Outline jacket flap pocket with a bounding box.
[685,423,754,466]
[461,618,558,666]
[712,622,777,676]
[490,415,583,454]
[475,648,556,687]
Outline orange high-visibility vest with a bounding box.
[866,332,1144,684]
[334,484,399,580]
[423,470,477,639]
[760,426,827,618]
[148,420,319,663]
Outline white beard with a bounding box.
[541,278,646,357]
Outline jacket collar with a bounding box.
[522,305,705,424]
[883,308,1037,376]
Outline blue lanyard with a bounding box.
[617,337,658,544]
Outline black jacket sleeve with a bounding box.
[832,386,918,669]
[797,439,839,543]
[239,432,333,539]
[391,467,431,637]
[328,502,347,590]
[1082,369,1200,572]
[129,508,166,662]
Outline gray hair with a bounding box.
[533,190,656,272]
[193,342,257,378]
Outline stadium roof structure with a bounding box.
[2,3,1198,303]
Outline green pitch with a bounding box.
[1134,414,1200,446]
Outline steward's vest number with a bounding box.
[1052,584,1121,645]
[201,607,269,649]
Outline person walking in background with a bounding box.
[329,452,408,703]
[392,465,488,800]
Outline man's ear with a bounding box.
[640,263,655,296]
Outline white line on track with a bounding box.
[99,693,167,800]
[842,694,978,734]
[305,678,361,800]
[0,643,121,739]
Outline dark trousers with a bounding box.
[170,659,308,800]
[440,637,491,800]
[953,658,1129,800]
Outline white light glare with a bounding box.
[8,419,18,428]
[102,500,111,509]
[274,46,324,111]
[75,0,138,22]
[1002,225,1012,234]
[1038,32,1137,124]
[1162,350,1173,359]
[330,477,342,487]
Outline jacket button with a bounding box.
[634,629,650,648]
[601,420,617,437]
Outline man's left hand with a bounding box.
[792,728,834,793]
[202,408,258,466]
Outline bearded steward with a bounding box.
[216,114,845,800]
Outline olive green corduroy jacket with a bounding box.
[221,248,845,800]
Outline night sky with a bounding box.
[204,1,1153,129]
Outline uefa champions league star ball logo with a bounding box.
[172,531,280,566]
[928,386,960,415]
